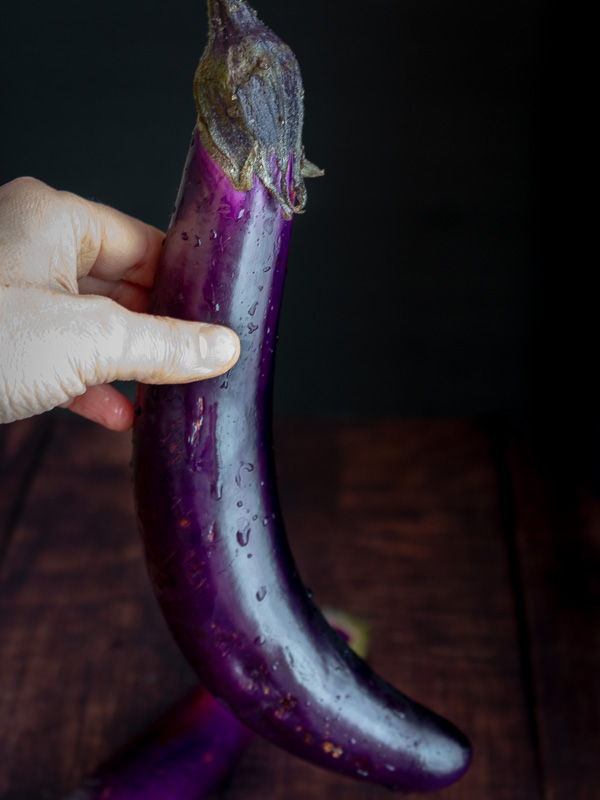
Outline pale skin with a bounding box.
[0,177,241,431]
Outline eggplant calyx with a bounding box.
[194,0,321,218]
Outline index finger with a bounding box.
[66,192,165,287]
[0,177,165,289]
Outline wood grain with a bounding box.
[0,417,53,568]
[508,428,600,800]
[0,417,196,799]
[0,417,549,799]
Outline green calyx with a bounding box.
[194,0,322,219]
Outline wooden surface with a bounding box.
[0,416,597,799]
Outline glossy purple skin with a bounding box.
[67,686,253,800]
[66,613,363,800]
[132,130,472,792]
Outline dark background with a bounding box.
[0,0,542,418]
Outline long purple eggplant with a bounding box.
[66,611,369,800]
[132,0,471,792]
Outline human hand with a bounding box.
[0,177,240,431]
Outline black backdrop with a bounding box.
[0,0,541,417]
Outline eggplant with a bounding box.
[66,611,368,800]
[66,686,253,800]
[132,0,471,792]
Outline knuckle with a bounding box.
[147,316,181,376]
[0,176,60,238]
[0,176,52,210]
[0,175,46,198]
[138,315,185,382]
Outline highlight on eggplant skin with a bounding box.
[132,0,472,793]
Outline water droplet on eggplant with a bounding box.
[235,462,254,485]
[203,284,220,313]
[256,586,267,601]
[236,527,251,547]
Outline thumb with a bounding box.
[0,289,240,425]
[88,297,241,386]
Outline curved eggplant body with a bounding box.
[133,131,471,792]
[66,611,368,800]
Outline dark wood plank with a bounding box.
[0,417,53,566]
[508,428,600,800]
[0,416,196,798]
[0,418,540,799]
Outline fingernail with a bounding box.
[198,326,239,372]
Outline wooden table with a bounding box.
[1,415,598,799]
